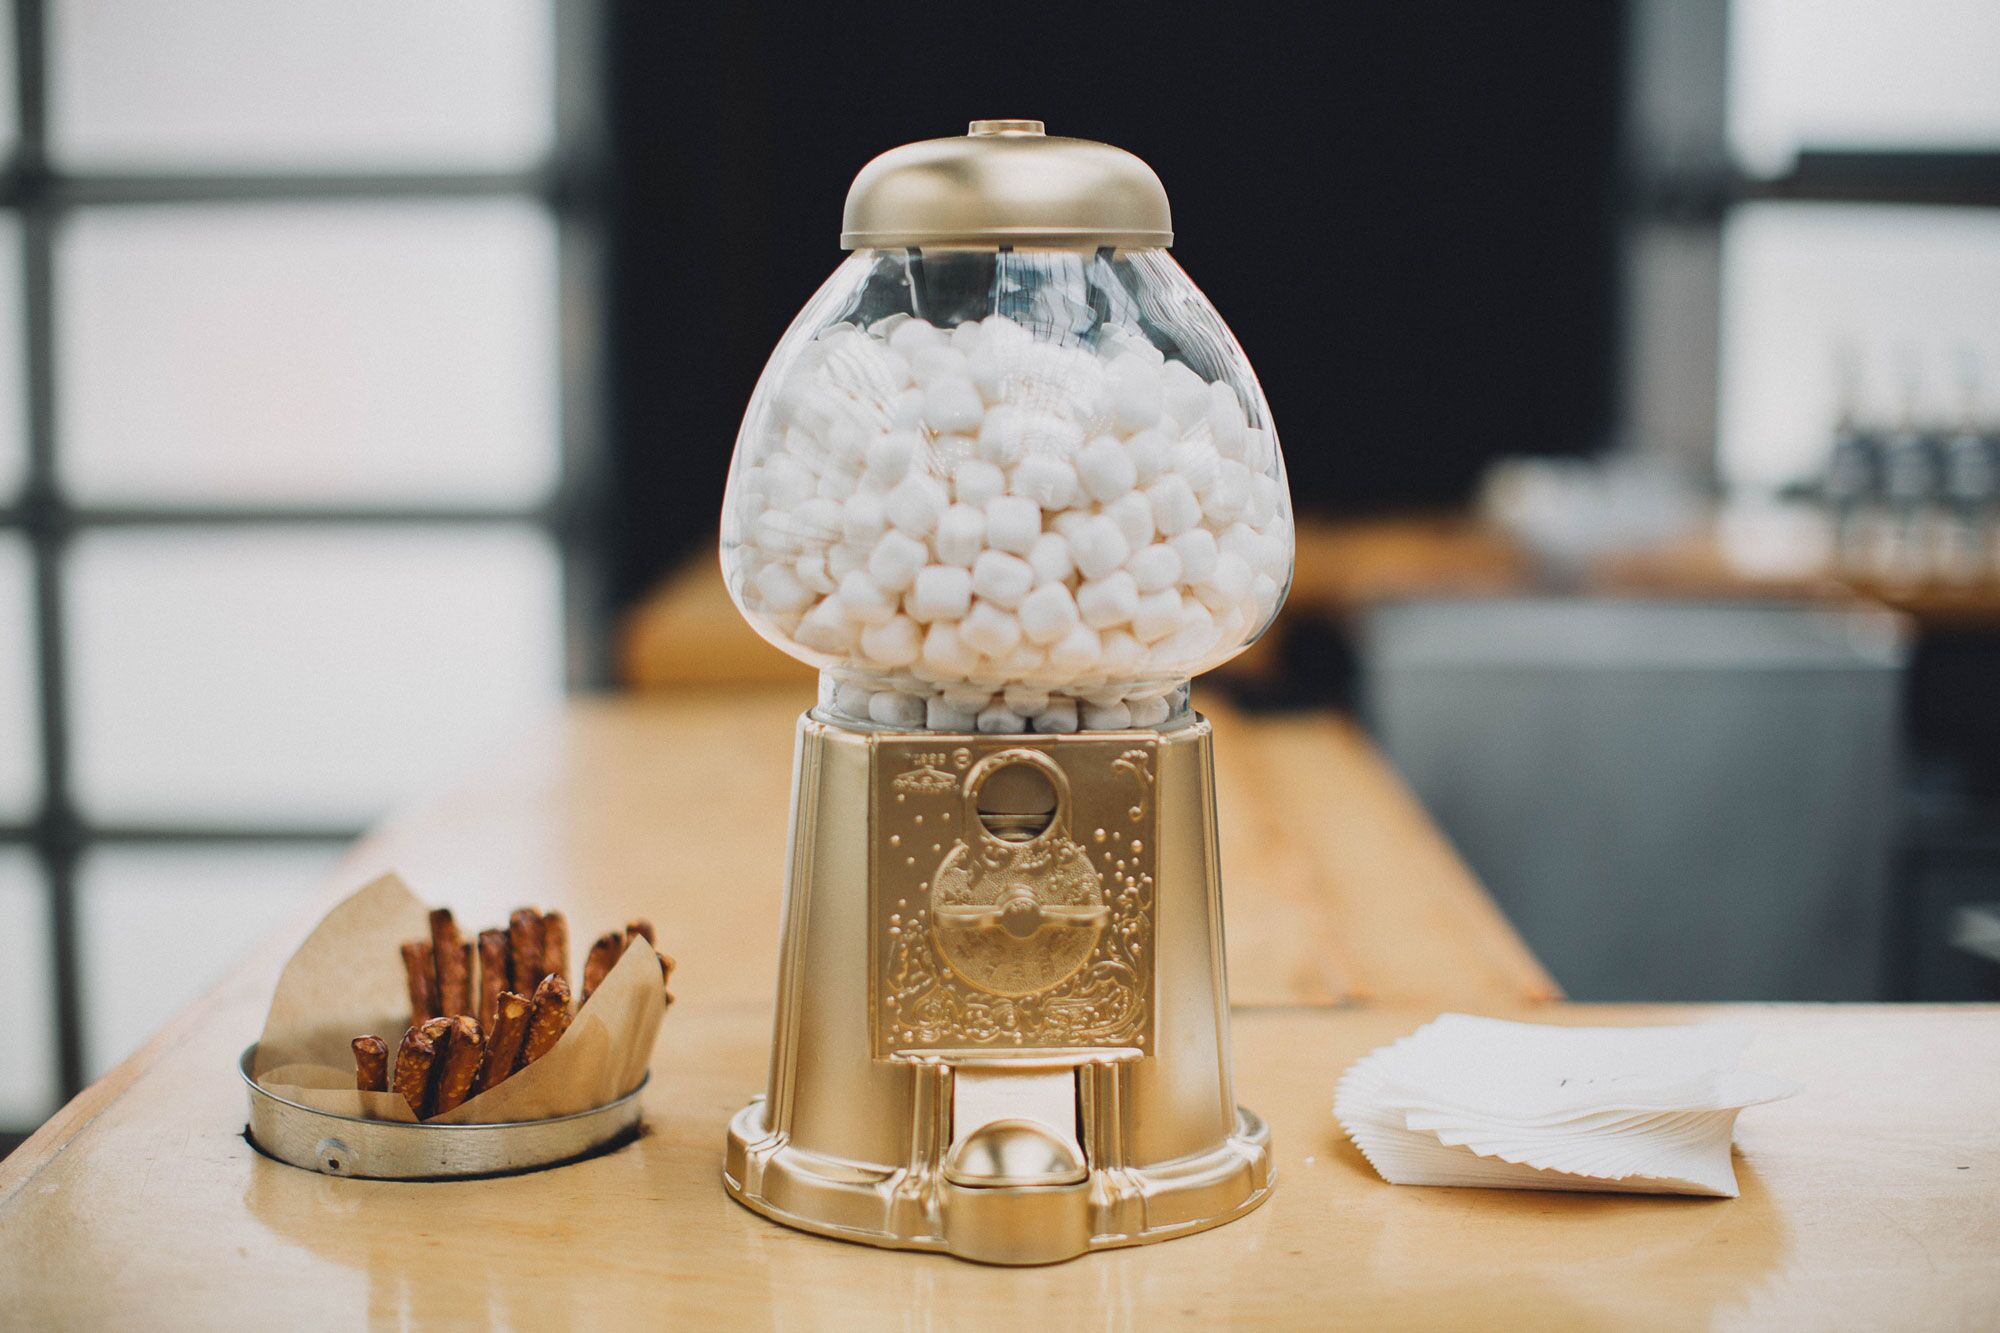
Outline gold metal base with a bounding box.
[725,1098,1271,1266]
[723,712,1274,1265]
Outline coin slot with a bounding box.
[974,759,1057,842]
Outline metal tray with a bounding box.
[239,1044,646,1181]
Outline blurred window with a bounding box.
[1718,204,2000,489]
[1729,0,2000,176]
[49,0,552,172]
[0,1,593,1130]
[1706,0,2000,488]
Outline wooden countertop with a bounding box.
[4,692,1996,1329]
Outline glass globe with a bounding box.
[720,244,1292,732]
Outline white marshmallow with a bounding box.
[1250,571,1282,617]
[795,599,858,654]
[865,431,919,486]
[1081,699,1133,730]
[1219,522,1260,565]
[1132,589,1183,643]
[816,468,858,501]
[1161,360,1209,428]
[833,679,872,718]
[889,387,926,430]
[1076,433,1138,503]
[909,564,972,622]
[869,690,926,728]
[983,497,1043,556]
[1125,427,1171,486]
[1100,629,1144,675]
[1035,697,1080,732]
[1241,427,1275,472]
[960,601,1023,657]
[867,530,928,591]
[1002,642,1049,678]
[1128,696,1171,727]
[977,405,1028,466]
[1075,519,1134,581]
[1046,623,1102,674]
[1105,492,1156,550]
[1018,582,1081,645]
[827,542,863,580]
[1003,683,1049,714]
[1027,532,1074,585]
[910,345,971,386]
[942,683,995,710]
[754,509,803,557]
[1200,460,1250,526]
[1011,454,1079,510]
[794,552,836,595]
[1170,437,1221,493]
[1147,476,1203,536]
[886,317,945,358]
[790,496,842,544]
[952,458,1006,509]
[1077,571,1139,629]
[921,621,977,677]
[836,569,898,625]
[859,615,923,667]
[1157,599,1217,661]
[1169,527,1219,581]
[1128,543,1183,593]
[934,504,986,567]
[753,562,813,614]
[923,377,985,434]
[1107,355,1164,431]
[970,549,1035,609]
[766,456,815,508]
[977,704,1026,734]
[1195,552,1253,611]
[885,474,947,537]
[841,491,887,544]
[1206,380,1248,458]
[1247,472,1283,526]
[926,696,979,731]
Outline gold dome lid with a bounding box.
[840,120,1173,251]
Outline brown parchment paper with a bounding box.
[251,873,666,1124]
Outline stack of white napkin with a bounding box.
[1335,1014,1799,1197]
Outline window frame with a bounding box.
[0,0,606,1131]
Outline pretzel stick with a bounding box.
[432,1015,485,1115]
[625,919,656,949]
[430,909,470,1018]
[400,940,440,1024]
[658,951,676,1010]
[477,992,531,1093]
[521,974,572,1068]
[539,911,569,988]
[477,929,508,1031]
[352,1035,389,1093]
[508,909,545,998]
[580,931,622,1004]
[393,1018,451,1117]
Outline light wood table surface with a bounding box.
[3,691,1996,1330]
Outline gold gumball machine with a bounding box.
[719,121,1294,1265]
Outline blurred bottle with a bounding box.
[1875,351,1944,588]
[1940,348,1998,585]
[1823,344,1882,576]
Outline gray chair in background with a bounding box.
[1360,598,1908,1001]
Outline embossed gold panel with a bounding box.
[870,734,1158,1059]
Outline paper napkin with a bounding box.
[1334,1014,1799,1197]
